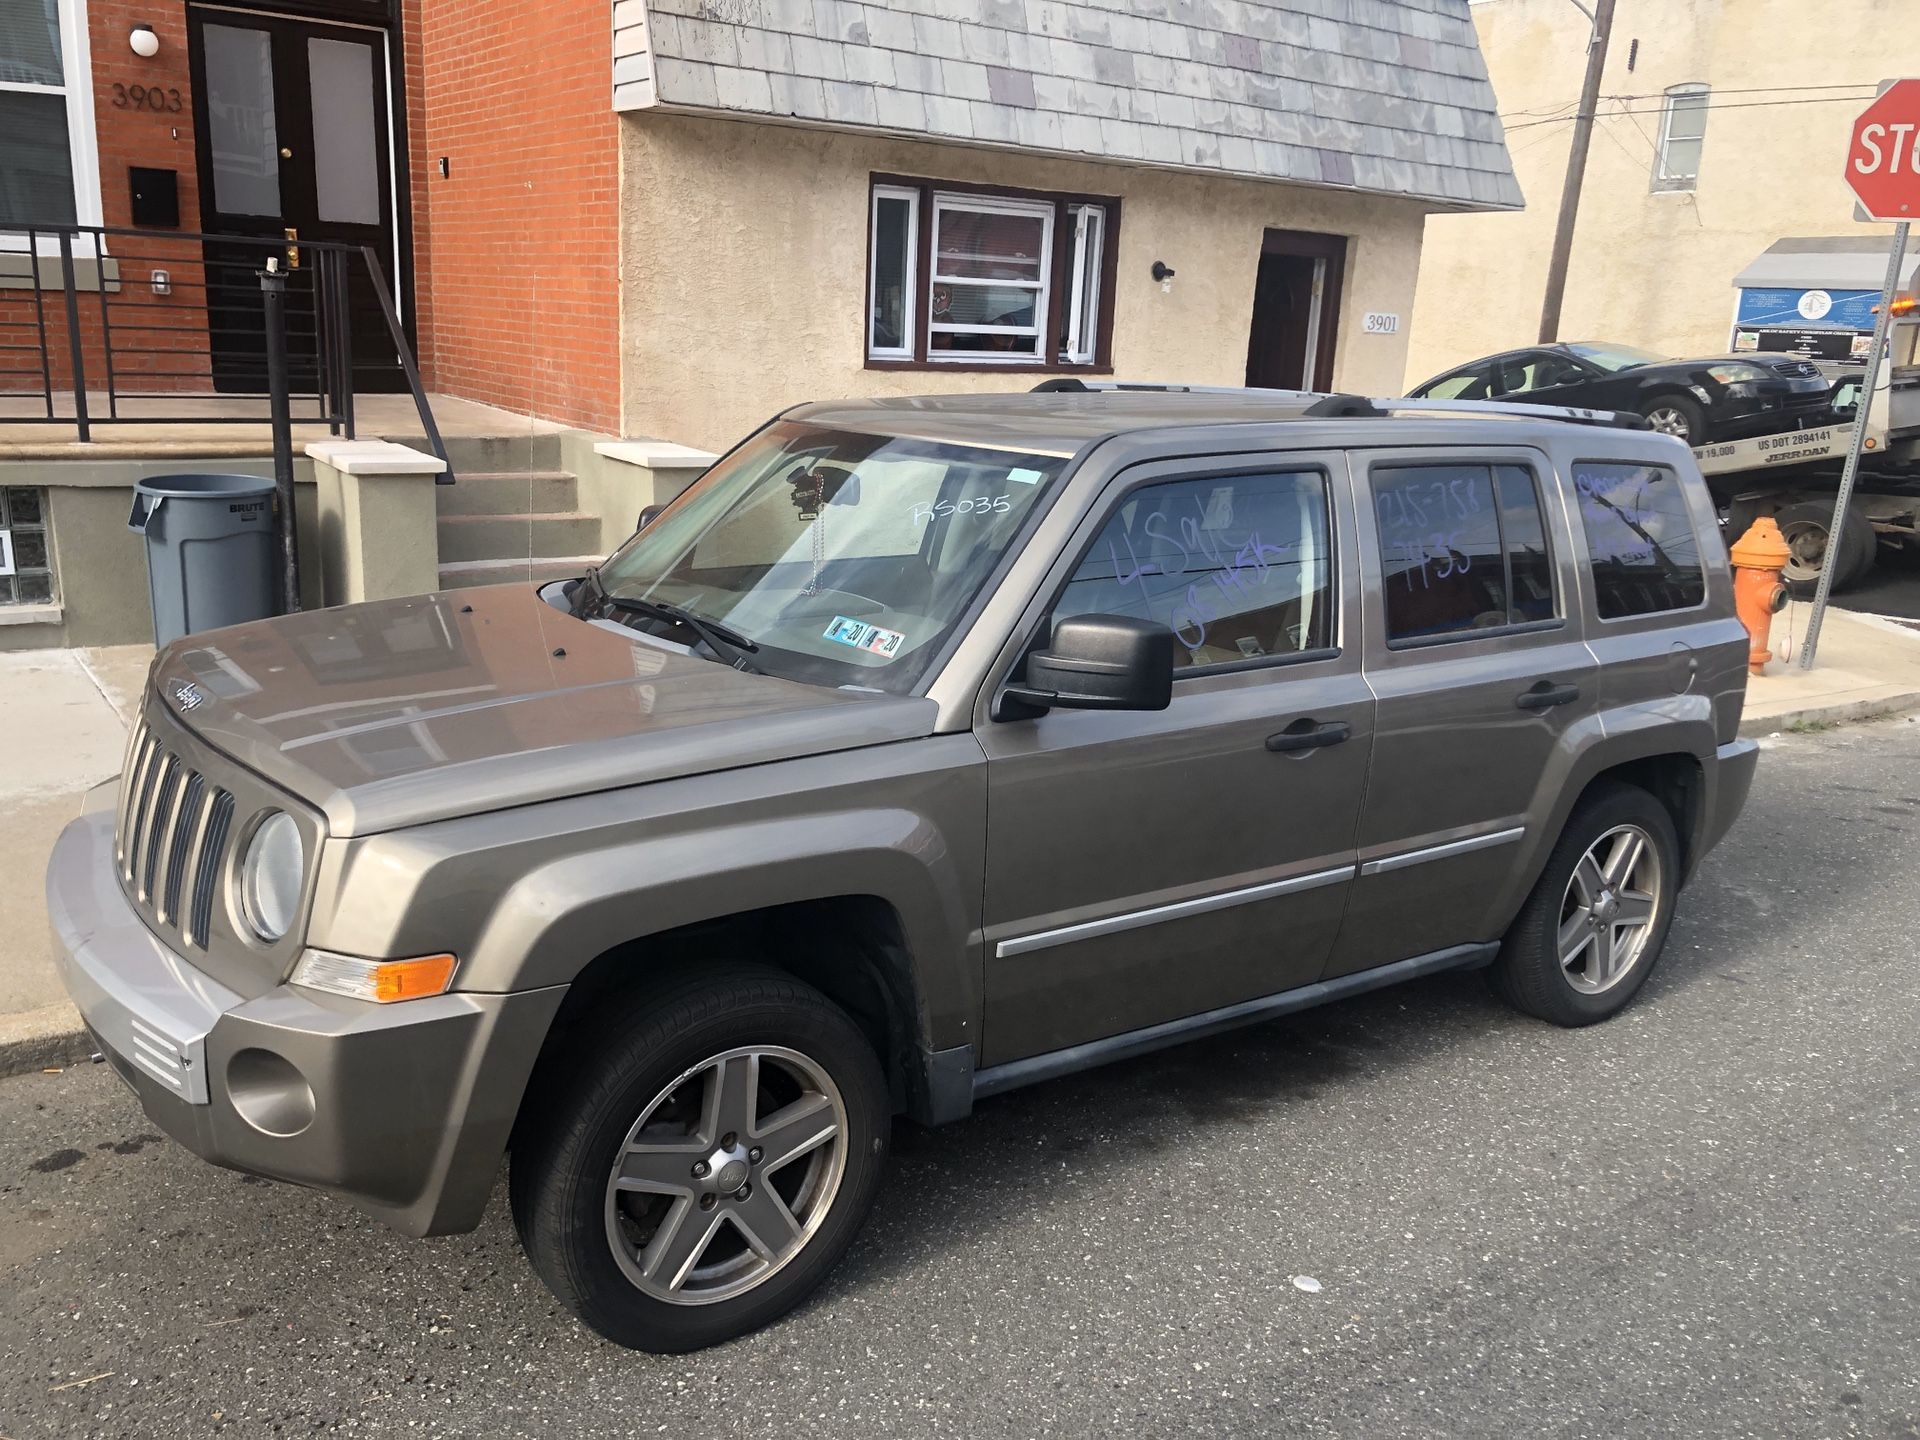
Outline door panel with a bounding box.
[189,8,401,393]
[976,453,1374,1066]
[1326,448,1600,980]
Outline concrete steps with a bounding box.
[383,431,563,476]
[436,470,579,516]
[436,555,600,590]
[437,511,602,564]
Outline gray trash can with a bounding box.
[127,473,278,648]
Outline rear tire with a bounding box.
[1776,499,1874,597]
[1639,393,1707,445]
[1489,784,1680,1027]
[510,965,890,1352]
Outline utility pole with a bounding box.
[1538,0,1616,343]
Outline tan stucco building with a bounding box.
[1407,0,1920,388]
[613,0,1524,452]
[621,114,1442,452]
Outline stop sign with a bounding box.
[1847,79,1920,220]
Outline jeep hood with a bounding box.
[149,585,939,836]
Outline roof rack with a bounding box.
[1305,394,1653,431]
[1031,378,1317,397]
[1031,379,1651,430]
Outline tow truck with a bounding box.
[1691,307,1920,594]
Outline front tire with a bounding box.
[510,966,890,1352]
[1489,784,1680,1027]
[1640,393,1707,445]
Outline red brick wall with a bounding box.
[405,0,621,433]
[89,0,214,390]
[1,0,210,396]
[5,0,621,428]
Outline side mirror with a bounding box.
[635,503,666,533]
[1000,614,1174,715]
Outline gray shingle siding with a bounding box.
[612,0,1521,209]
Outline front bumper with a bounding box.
[47,790,565,1237]
[1710,383,1832,438]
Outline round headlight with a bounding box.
[240,811,304,942]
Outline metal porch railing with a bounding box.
[0,223,448,477]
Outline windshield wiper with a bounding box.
[602,594,764,672]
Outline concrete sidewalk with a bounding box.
[0,646,148,1072]
[1741,604,1920,733]
[4,606,1920,1077]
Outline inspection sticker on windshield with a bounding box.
[1007,467,1045,485]
[824,616,906,658]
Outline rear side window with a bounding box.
[1371,463,1557,642]
[1055,469,1334,669]
[1573,461,1706,618]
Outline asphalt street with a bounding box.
[3,722,1918,1439]
[1838,542,1920,622]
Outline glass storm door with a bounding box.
[188,7,403,392]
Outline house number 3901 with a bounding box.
[112,83,184,113]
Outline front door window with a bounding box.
[201,23,281,217]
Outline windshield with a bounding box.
[1565,342,1667,373]
[586,422,1068,693]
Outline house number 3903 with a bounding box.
[112,83,184,113]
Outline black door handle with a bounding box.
[1516,680,1581,710]
[1266,719,1352,752]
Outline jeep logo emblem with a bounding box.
[172,681,205,712]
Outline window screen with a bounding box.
[1372,463,1556,641]
[1573,461,1705,618]
[1055,470,1334,669]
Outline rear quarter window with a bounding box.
[1572,461,1706,619]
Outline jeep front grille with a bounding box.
[115,720,236,948]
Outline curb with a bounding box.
[0,1001,92,1080]
[1739,689,1920,737]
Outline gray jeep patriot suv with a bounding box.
[48,388,1757,1352]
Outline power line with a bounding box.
[1504,91,1881,133]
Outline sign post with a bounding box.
[1801,80,1920,669]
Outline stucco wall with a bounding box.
[618,112,1432,452]
[1406,0,1920,386]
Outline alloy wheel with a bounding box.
[1643,406,1693,441]
[603,1045,848,1305]
[1558,824,1661,995]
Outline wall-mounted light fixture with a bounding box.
[129,24,160,57]
[1151,260,1176,293]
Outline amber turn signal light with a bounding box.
[291,950,458,1003]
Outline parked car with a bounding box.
[1409,342,1834,445]
[48,387,1758,1353]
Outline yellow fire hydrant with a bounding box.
[1730,517,1792,675]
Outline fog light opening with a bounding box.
[226,1048,316,1137]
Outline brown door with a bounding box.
[1245,229,1345,392]
[188,6,404,392]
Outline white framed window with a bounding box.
[867,183,918,360]
[1652,83,1708,193]
[0,0,104,238]
[866,177,1116,368]
[1061,202,1105,366]
[927,191,1052,364]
